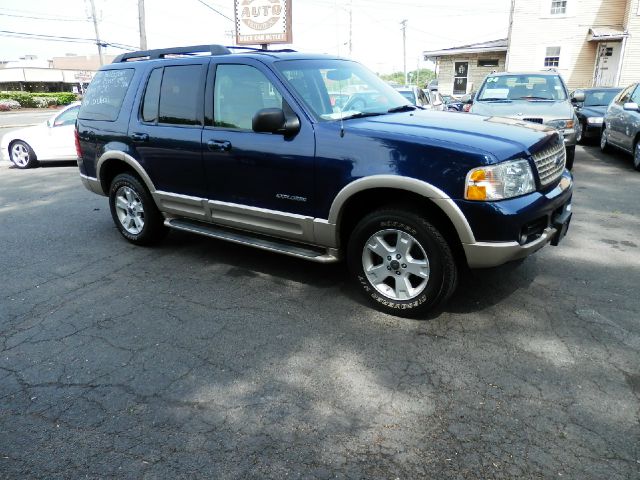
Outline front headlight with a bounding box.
[587,117,604,124]
[546,119,574,130]
[465,159,536,201]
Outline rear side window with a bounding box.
[79,69,134,121]
[158,65,201,126]
[141,68,162,123]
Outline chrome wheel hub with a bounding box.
[115,186,145,235]
[362,228,430,301]
[11,143,29,167]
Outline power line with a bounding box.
[195,0,234,22]
[0,30,137,50]
[0,12,87,22]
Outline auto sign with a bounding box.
[235,0,293,45]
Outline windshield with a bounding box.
[477,74,568,101]
[584,89,620,107]
[398,91,416,103]
[275,59,411,120]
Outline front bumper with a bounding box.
[459,171,573,268]
[559,128,576,147]
[582,122,603,139]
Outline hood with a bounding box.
[343,109,557,162]
[577,105,607,118]
[470,99,574,123]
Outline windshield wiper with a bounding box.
[479,98,511,102]
[518,96,555,101]
[340,112,386,120]
[387,105,417,113]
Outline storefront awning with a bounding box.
[588,27,628,42]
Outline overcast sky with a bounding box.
[0,0,511,73]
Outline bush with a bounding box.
[0,99,21,111]
[33,97,58,108]
[0,91,78,108]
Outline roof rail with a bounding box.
[112,44,231,63]
[225,46,297,53]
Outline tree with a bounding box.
[380,68,435,87]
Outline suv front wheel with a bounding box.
[347,208,458,317]
[109,173,167,245]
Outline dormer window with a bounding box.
[550,0,567,15]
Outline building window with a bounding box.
[550,0,567,15]
[478,59,499,67]
[544,47,561,67]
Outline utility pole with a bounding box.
[138,0,147,50]
[400,19,407,85]
[348,1,353,56]
[88,0,104,66]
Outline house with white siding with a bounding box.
[424,0,640,95]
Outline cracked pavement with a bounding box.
[0,146,639,479]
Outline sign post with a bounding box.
[234,0,292,48]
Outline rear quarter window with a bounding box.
[79,69,134,121]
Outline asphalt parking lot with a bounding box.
[1,145,639,479]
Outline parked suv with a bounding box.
[600,82,640,171]
[470,72,578,169]
[76,45,573,316]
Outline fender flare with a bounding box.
[96,151,157,195]
[327,175,476,244]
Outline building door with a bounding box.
[594,42,622,87]
[453,62,468,95]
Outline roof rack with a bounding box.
[226,46,297,53]
[113,44,232,63]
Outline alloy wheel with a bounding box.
[11,143,30,167]
[361,228,430,301]
[114,186,145,235]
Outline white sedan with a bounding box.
[1,102,81,169]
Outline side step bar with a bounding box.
[165,218,340,264]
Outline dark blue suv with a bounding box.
[76,44,573,316]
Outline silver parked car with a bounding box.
[600,82,640,171]
[394,86,434,110]
[470,72,578,169]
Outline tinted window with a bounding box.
[631,85,640,104]
[399,90,416,104]
[79,69,134,121]
[158,65,201,126]
[53,106,79,126]
[142,68,162,123]
[618,85,635,104]
[214,64,282,130]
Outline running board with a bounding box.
[165,218,340,263]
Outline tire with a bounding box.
[634,141,640,172]
[9,140,38,169]
[575,121,584,145]
[565,145,575,171]
[108,173,167,245]
[347,208,458,317]
[600,127,611,153]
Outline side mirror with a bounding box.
[572,92,585,103]
[623,102,640,112]
[252,108,300,135]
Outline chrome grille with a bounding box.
[523,118,543,124]
[533,140,566,186]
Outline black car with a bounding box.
[571,87,621,143]
[76,44,573,317]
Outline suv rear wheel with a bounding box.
[634,141,640,171]
[347,208,458,317]
[109,173,167,245]
[600,127,611,153]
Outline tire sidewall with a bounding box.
[347,213,447,314]
[634,141,640,171]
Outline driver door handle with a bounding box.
[131,132,149,143]
[207,139,232,152]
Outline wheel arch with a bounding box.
[96,151,156,195]
[330,176,475,255]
